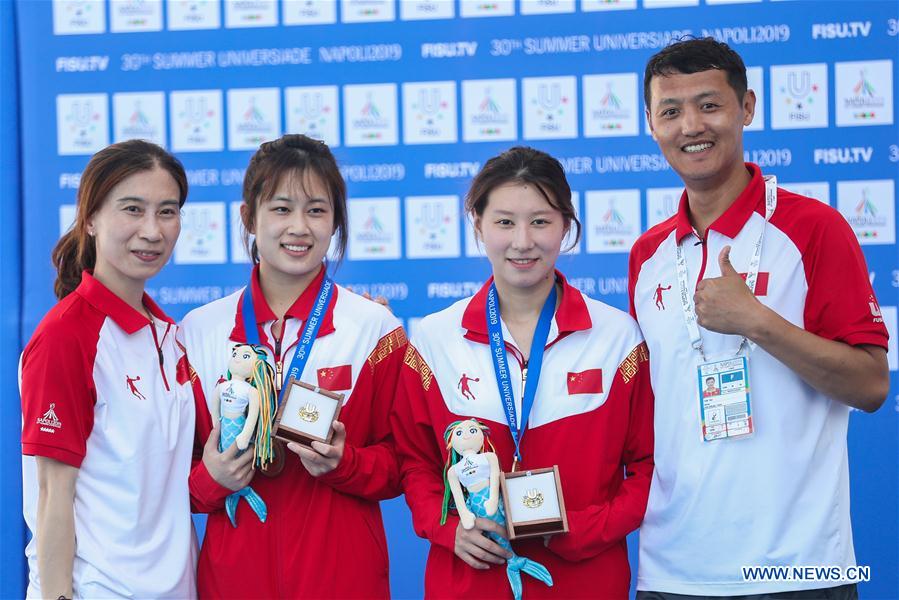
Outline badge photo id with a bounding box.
[274,378,343,447]
[500,466,569,540]
[698,356,753,442]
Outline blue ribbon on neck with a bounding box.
[485,281,557,465]
[241,274,334,403]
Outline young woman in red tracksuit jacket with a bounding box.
[392,146,655,599]
[181,134,406,598]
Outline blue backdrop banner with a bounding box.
[12,0,899,597]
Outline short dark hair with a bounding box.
[465,146,580,251]
[241,134,347,264]
[644,37,748,105]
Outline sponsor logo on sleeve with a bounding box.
[37,403,63,433]
[227,87,281,150]
[175,202,227,264]
[523,76,577,140]
[56,93,109,155]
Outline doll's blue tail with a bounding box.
[224,485,267,527]
[506,555,553,600]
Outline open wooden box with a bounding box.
[500,465,569,540]
[273,378,344,447]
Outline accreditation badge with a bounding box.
[698,356,753,442]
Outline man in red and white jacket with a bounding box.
[632,38,889,599]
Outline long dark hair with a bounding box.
[51,140,187,299]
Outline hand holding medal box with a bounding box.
[275,378,343,447]
[441,419,553,600]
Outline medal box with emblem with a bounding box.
[273,378,343,447]
[500,466,568,540]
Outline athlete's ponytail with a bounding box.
[51,140,187,299]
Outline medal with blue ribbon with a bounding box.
[241,274,334,404]
[486,281,557,471]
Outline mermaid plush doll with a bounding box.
[441,419,552,599]
[211,344,278,527]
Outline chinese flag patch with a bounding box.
[317,365,352,391]
[738,272,769,296]
[567,369,603,395]
[176,355,191,386]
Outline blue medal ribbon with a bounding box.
[241,274,334,403]
[486,281,557,466]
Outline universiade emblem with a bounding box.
[299,402,320,423]
[522,488,544,509]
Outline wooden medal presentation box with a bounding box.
[273,378,344,447]
[500,466,569,540]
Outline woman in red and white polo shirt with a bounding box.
[20,140,198,599]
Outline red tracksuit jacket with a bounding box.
[183,266,405,598]
[392,274,654,599]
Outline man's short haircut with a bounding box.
[644,36,748,105]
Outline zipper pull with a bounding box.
[276,360,283,391]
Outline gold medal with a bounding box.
[522,488,544,509]
[298,402,320,423]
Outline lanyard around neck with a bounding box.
[241,275,334,403]
[486,281,557,467]
[675,175,777,361]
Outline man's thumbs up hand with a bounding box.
[694,245,766,337]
